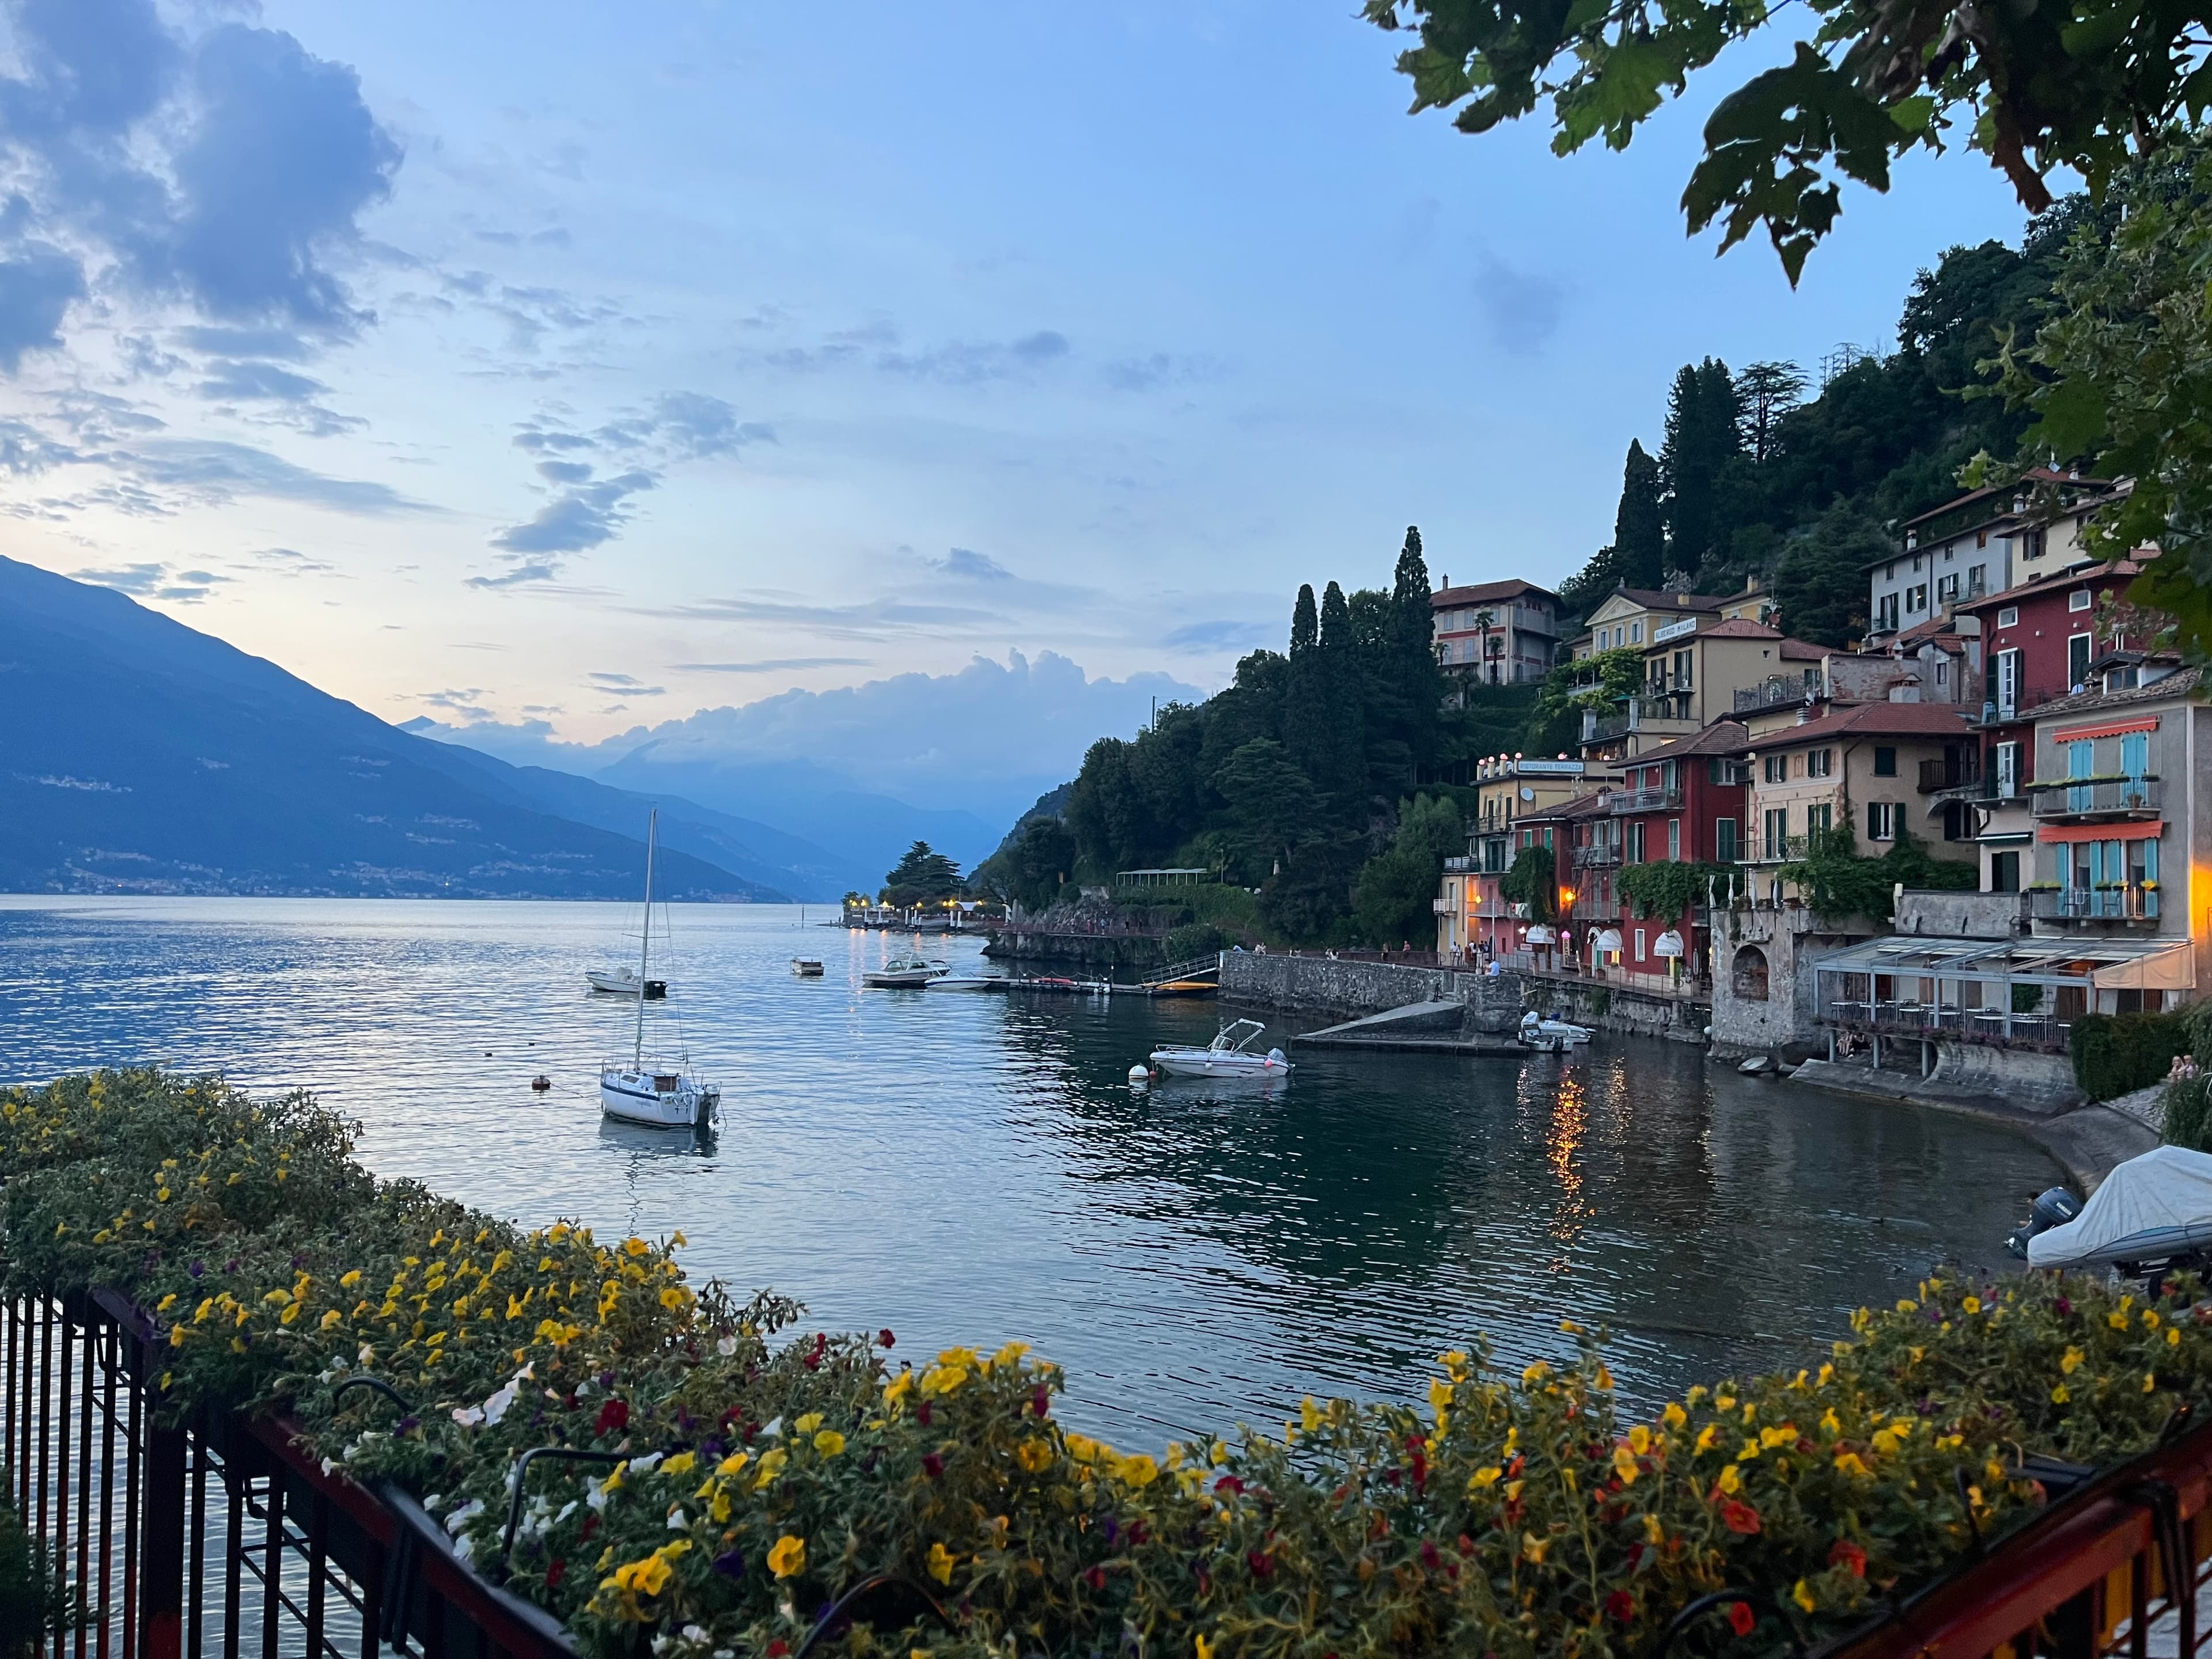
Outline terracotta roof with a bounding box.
[1622,720,1751,763]
[1778,639,1827,660]
[1516,789,1615,825]
[2029,666,2205,723]
[1694,618,1783,639]
[1955,550,2157,615]
[1433,578,1557,609]
[1742,701,1974,751]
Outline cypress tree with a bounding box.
[1611,441,1665,589]
[1388,525,1441,776]
[1317,579,1369,813]
[1660,358,1745,575]
[1285,584,1331,801]
[1290,584,1318,654]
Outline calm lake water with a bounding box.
[0,897,2060,1445]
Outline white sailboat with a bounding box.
[599,810,721,1131]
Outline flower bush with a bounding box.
[7,1071,2212,1659]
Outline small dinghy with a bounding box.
[1518,1010,1593,1053]
[863,952,948,988]
[1149,1018,1292,1080]
[586,967,666,998]
[790,957,825,977]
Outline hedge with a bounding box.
[2071,1010,2194,1102]
[6,1070,2212,1659]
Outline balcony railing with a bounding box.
[1572,843,1622,868]
[2029,777,2161,819]
[1741,833,1808,865]
[1586,713,1632,742]
[1817,998,2073,1053]
[1976,685,2061,726]
[1733,677,1820,715]
[1442,856,1475,872]
[1608,785,1683,815]
[1917,755,1982,793]
[2031,885,2161,922]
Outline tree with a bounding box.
[1774,501,1887,647]
[1353,792,1467,945]
[1211,738,1327,880]
[1735,361,1807,463]
[1361,0,2207,282]
[1003,816,1077,911]
[1316,579,1372,807]
[1609,440,1666,589]
[1660,359,1743,575]
[1498,841,1557,922]
[882,840,962,904]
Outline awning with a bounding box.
[2049,715,2160,743]
[1593,927,1623,954]
[1812,932,2196,991]
[1653,929,1685,957]
[2037,821,2163,843]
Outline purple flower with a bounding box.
[188,1260,205,1278]
[597,1370,616,1388]
[396,1415,421,1435]
[713,1548,746,1581]
[2056,1296,2074,1316]
[1101,1516,1121,1547]
[224,1257,241,1274]
[701,1439,725,1461]
[290,1253,306,1269]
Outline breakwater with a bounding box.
[1217,952,1522,1030]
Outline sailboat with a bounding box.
[599,809,721,1131]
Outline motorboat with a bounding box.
[586,966,666,998]
[790,958,825,977]
[2022,1146,2212,1275]
[599,809,719,1131]
[1518,1010,1594,1052]
[923,970,1007,991]
[862,952,948,988]
[1149,1018,1292,1080]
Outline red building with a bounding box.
[1594,721,1750,979]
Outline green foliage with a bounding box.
[2071,1011,2194,1103]
[1775,501,1885,647]
[1778,826,1974,921]
[1352,793,1466,946]
[1497,842,1557,922]
[996,817,1075,911]
[18,1074,2212,1659]
[1163,922,1231,961]
[881,840,962,905]
[1661,358,1743,573]
[1618,861,1738,921]
[1988,138,2212,657]
[0,1501,88,1659]
[1361,0,2198,282]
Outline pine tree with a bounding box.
[1611,440,1665,589]
[1735,360,1807,463]
[1660,358,1746,577]
[1290,583,1318,654]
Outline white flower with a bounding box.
[666,1506,688,1529]
[759,1416,782,1438]
[555,1499,578,1525]
[716,1335,737,1357]
[450,1406,484,1428]
[683,1628,711,1645]
[320,1459,336,1476]
[454,1535,475,1562]
[357,1344,376,1365]
[444,1497,484,1536]
[652,1639,672,1657]
[586,1484,607,1512]
[630,1451,663,1475]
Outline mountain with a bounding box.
[0,555,792,900]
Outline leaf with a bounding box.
[2031,374,2109,463]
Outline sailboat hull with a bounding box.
[599,1070,719,1130]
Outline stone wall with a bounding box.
[982,931,1167,974]
[1218,954,1522,1032]
[1524,975,1706,1042]
[1929,1040,2085,1115]
[1895,891,2028,941]
[1710,905,1883,1062]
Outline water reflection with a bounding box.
[0,897,2065,1442]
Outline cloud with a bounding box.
[488,467,657,556]
[249,545,337,574]
[671,657,874,673]
[0,243,87,370]
[74,559,232,601]
[194,358,325,400]
[1161,618,1271,654]
[936,547,1010,581]
[631,593,1006,642]
[877,329,1073,384]
[173,324,315,359]
[1103,352,1225,393]
[588,671,664,695]
[1472,253,1564,357]
[126,438,430,513]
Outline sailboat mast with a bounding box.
[633,809,656,1070]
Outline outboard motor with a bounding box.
[2006,1185,2081,1259]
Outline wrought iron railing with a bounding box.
[2030,778,2162,819]
[1608,786,1682,815]
[2032,885,2161,922]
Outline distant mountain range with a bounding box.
[0,555,844,900]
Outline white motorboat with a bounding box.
[1518,1010,1594,1052]
[586,966,665,998]
[790,958,825,978]
[1149,1018,1292,1080]
[923,970,1007,991]
[862,952,948,988]
[599,810,719,1131]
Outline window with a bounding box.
[1885,562,1897,580]
[1808,748,1832,777]
[1990,850,2020,893]
[2068,632,2092,689]
[1730,945,1770,1001]
[1994,647,2021,717]
[2123,730,2149,778]
[1911,554,1922,572]
[1630,621,1642,643]
[1807,802,1832,836]
[1998,606,2018,628]
[1908,584,1929,612]
[1937,573,1960,603]
[1995,741,2019,798]
[1715,818,1739,863]
[1763,754,1785,783]
[1934,660,1948,687]
[2024,528,2046,559]
[1968,563,1987,596]
[1634,928,1647,963]
[1868,801,1897,841]
[1763,806,1788,853]
[1873,747,1897,777]
[1876,593,1900,632]
[1667,819,1680,861]
[2069,589,2092,611]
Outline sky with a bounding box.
[0,0,2039,776]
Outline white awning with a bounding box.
[1653,929,1685,957]
[1593,927,1623,954]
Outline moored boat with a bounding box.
[1517,1010,1593,1053]
[790,957,825,977]
[597,809,718,1131]
[1148,1018,1291,1080]
[862,952,948,988]
[923,969,1007,991]
[586,967,666,998]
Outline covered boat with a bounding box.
[1149,1018,1292,1081]
[2027,1146,2212,1271]
[1518,1010,1593,1052]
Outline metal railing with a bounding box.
[2031,777,2162,818]
[1608,786,1682,815]
[1741,833,1808,865]
[1571,843,1622,868]
[1816,999,2072,1052]
[2032,886,2161,922]
[1918,755,1982,794]
[1733,678,1820,714]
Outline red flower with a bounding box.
[1419,1540,1441,1569]
[1214,1476,1245,1495]
[918,1400,933,1427]
[1196,1567,1212,1596]
[1727,1602,1756,1637]
[1033,1384,1051,1420]
[802,1332,827,1371]
[1605,1590,1634,1624]
[594,1399,629,1437]
[1084,1565,1107,1591]
[768,1643,790,1658]
[1457,1534,1475,1556]
[1829,1539,1868,1578]
[1247,1550,1274,1578]
[1797,1437,1816,1455]
[878,1328,896,1347]
[1721,1500,1763,1536]
[922,1453,944,1480]
[546,1558,566,1589]
[579,1514,600,1542]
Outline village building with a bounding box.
[1566,588,1724,663]
[1865,469,2118,645]
[1431,577,1561,687]
[1740,702,1980,873]
[1434,755,1591,963]
[1600,720,1750,980]
[1577,615,1828,764]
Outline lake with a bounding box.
[0,896,2060,1446]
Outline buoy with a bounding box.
[1128,1065,1150,1084]
[531,1075,552,1092]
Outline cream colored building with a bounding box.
[1740,701,1981,872]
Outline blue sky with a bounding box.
[0,0,2035,775]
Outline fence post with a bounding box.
[140,1367,187,1659]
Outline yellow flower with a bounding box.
[1627,1425,1651,1455]
[1503,1479,1524,1502]
[1961,1296,1982,1315]
[884,1370,914,1405]
[2051,1383,2072,1404]
[1759,1425,1795,1449]
[1521,1361,1551,1385]
[662,1451,696,1476]
[1694,1425,1719,1455]
[1612,1445,1639,1484]
[2110,1310,2132,1331]
[157,1293,177,1313]
[2144,1308,2162,1330]
[1716,1464,1741,1495]
[1469,1466,1502,1490]
[1427,1378,1453,1414]
[658,1287,686,1310]
[991,1341,1031,1369]
[1194,1637,1215,1659]
[1521,1532,1549,1565]
[921,1364,969,1395]
[1820,1407,1842,1436]
[1017,1439,1054,1473]
[319,1309,342,1331]
[753,1448,788,1489]
[794,1412,825,1434]
[1834,1451,1872,1478]
[717,1451,751,1477]
[1738,1440,1762,1461]
[1793,1580,1817,1614]
[1871,1427,1904,1456]
[2170,1327,2182,1347]
[1661,1402,1687,1430]
[915,1542,955,1586]
[1643,1514,1664,1544]
[612,1553,673,1596]
[1301,1396,1322,1434]
[2061,1346,2084,1374]
[1117,1454,1161,1488]
[625,1237,650,1257]
[768,1535,806,1579]
[813,1430,847,1457]
[2145,1373,2158,1393]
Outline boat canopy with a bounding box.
[2028,1146,2212,1268]
[1811,933,2195,993]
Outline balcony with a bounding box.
[1918,755,1982,794]
[1572,843,1622,869]
[1431,897,1456,914]
[1742,834,1808,865]
[2031,885,2161,923]
[1442,856,1475,873]
[1818,999,2071,1054]
[1609,785,1683,815]
[1733,677,1821,715]
[2028,777,2161,821]
[1975,686,2061,727]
